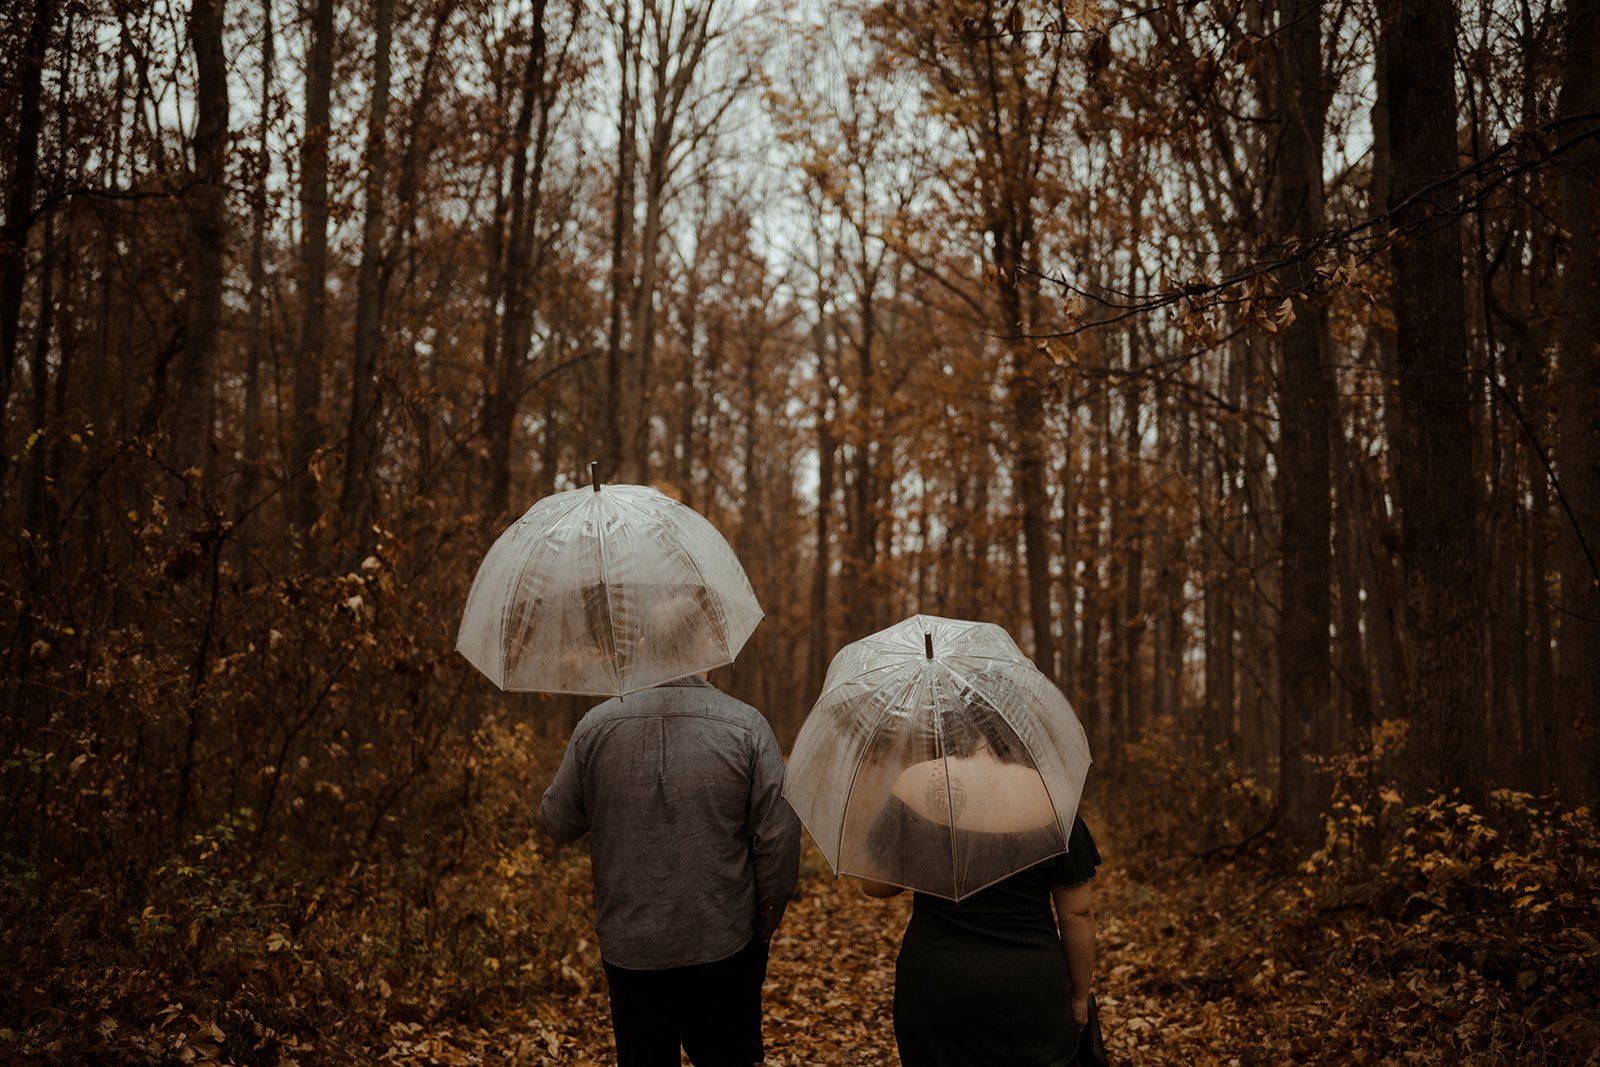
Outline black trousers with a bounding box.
[601,938,770,1067]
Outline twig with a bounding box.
[1185,804,1281,863]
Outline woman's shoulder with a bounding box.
[888,761,950,822]
[1042,815,1102,886]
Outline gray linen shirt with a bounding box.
[539,676,801,970]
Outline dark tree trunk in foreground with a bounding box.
[289,0,336,540]
[1554,0,1600,803]
[1270,0,1334,847]
[603,9,637,483]
[807,360,836,700]
[0,0,53,490]
[1379,0,1487,804]
[484,1,550,518]
[175,0,229,487]
[340,0,396,548]
[237,0,273,516]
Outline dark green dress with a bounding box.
[878,804,1101,1067]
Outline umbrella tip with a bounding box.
[589,461,600,492]
[924,632,934,659]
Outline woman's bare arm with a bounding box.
[1051,879,1095,1025]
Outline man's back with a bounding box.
[540,676,799,970]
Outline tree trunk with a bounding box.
[1202,447,1236,764]
[1353,440,1407,722]
[173,0,228,488]
[1553,0,1600,803]
[620,131,668,484]
[289,0,336,541]
[1379,0,1488,805]
[996,226,1055,683]
[1242,337,1278,777]
[1078,373,1108,748]
[1058,443,1078,703]
[807,323,836,699]
[485,3,551,518]
[1102,381,1123,758]
[22,212,57,540]
[1120,377,1144,736]
[603,10,637,482]
[1517,301,1557,791]
[0,0,53,491]
[1332,423,1374,750]
[339,0,396,548]
[846,267,882,641]
[1270,0,1334,847]
[1014,349,1055,683]
[1362,76,1410,733]
[237,0,273,517]
[615,3,717,484]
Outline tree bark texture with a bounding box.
[1553,0,1600,802]
[340,0,396,546]
[289,0,336,540]
[615,1,717,484]
[603,9,638,482]
[0,0,53,491]
[237,0,274,517]
[1269,0,1334,847]
[175,0,229,489]
[1379,0,1488,804]
[485,1,550,518]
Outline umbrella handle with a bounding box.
[590,461,600,492]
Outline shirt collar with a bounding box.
[658,674,713,688]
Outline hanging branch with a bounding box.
[1011,111,1600,339]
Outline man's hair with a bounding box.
[647,588,724,659]
[651,589,709,632]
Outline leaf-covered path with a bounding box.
[399,813,1598,1067]
[478,842,1195,1066]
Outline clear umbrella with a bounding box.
[784,613,1092,901]
[456,476,763,696]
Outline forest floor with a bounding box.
[377,810,1600,1067]
[7,773,1597,1064]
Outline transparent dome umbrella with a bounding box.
[784,614,1092,901]
[456,476,763,696]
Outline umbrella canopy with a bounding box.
[456,481,763,696]
[784,613,1092,901]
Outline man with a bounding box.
[540,650,800,1066]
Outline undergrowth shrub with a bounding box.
[0,453,600,1063]
[1099,725,1600,1065]
[1111,714,1275,869]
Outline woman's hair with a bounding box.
[938,687,1029,764]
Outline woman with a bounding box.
[859,702,1100,1067]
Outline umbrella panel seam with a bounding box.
[591,492,626,695]
[928,665,962,902]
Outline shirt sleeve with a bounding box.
[539,730,590,845]
[1048,815,1102,887]
[748,719,801,936]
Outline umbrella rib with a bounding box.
[930,666,961,901]
[814,658,914,704]
[592,494,624,695]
